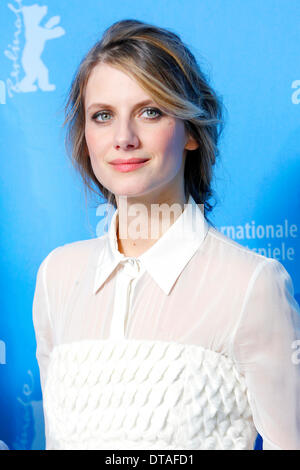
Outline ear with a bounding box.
[184,134,199,151]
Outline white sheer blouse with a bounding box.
[32,195,300,450]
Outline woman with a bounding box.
[33,19,300,450]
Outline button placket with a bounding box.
[124,258,140,274]
[123,259,140,335]
[109,258,141,340]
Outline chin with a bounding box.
[111,185,150,198]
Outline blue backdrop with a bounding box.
[0,0,299,450]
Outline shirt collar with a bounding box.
[93,194,210,296]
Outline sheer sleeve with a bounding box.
[230,258,300,450]
[32,249,59,449]
[32,252,54,392]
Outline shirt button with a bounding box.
[124,258,140,275]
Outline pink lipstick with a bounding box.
[109,158,150,173]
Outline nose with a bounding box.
[113,121,140,151]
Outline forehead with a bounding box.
[84,63,151,106]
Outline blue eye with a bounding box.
[141,108,162,119]
[92,111,112,122]
[91,107,162,124]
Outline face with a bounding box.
[84,63,198,205]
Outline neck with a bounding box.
[116,192,189,258]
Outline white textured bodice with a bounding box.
[43,339,257,450]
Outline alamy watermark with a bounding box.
[0,340,6,365]
[96,197,206,241]
[291,340,300,365]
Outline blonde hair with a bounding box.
[63,19,225,225]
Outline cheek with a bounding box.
[152,123,184,159]
[85,126,98,154]
[85,126,112,164]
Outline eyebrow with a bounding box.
[86,99,156,113]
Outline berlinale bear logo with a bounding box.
[4,1,65,98]
[17,4,65,92]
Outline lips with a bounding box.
[110,158,150,165]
